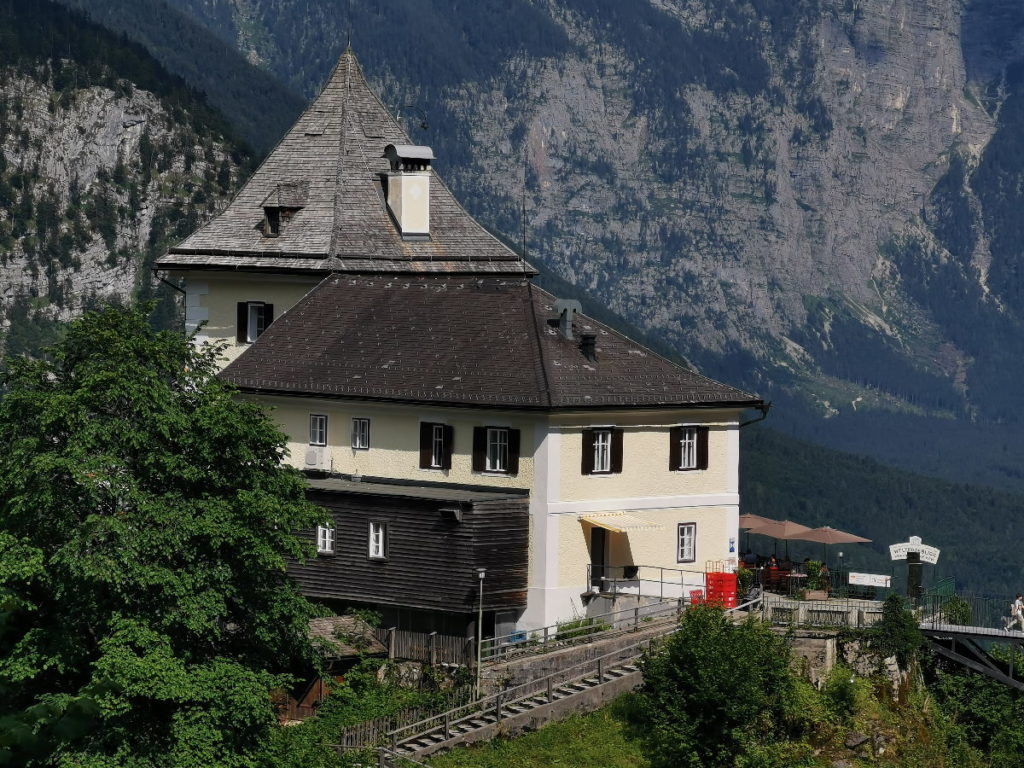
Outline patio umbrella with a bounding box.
[738,514,777,553]
[782,526,871,565]
[738,514,777,530]
[745,520,814,558]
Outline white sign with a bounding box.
[849,572,891,588]
[889,535,940,565]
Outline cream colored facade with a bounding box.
[253,393,743,629]
[182,272,321,365]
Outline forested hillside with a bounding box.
[104,0,1024,490]
[0,0,250,351]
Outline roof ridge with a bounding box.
[326,51,353,257]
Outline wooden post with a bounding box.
[543,625,550,646]
[429,631,437,666]
[495,693,502,722]
[547,676,553,704]
[387,627,396,660]
[444,711,451,740]
[378,747,387,768]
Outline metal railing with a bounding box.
[587,563,709,599]
[917,592,1012,632]
[384,595,763,755]
[480,598,684,663]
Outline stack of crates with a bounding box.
[705,571,738,609]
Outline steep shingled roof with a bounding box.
[220,275,761,411]
[157,49,530,275]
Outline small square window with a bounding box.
[486,428,509,473]
[678,522,696,563]
[351,418,370,450]
[369,521,387,560]
[309,414,327,446]
[317,523,335,554]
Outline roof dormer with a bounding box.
[261,182,308,238]
[382,144,433,239]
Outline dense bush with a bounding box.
[635,605,807,768]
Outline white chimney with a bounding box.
[382,144,434,238]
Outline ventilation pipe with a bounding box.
[553,299,582,340]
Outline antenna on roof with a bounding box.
[521,134,529,275]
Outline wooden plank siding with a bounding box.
[290,486,529,615]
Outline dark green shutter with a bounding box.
[472,427,487,472]
[581,429,595,474]
[669,426,682,471]
[697,426,709,470]
[442,425,454,470]
[611,429,624,474]
[419,422,432,468]
[236,302,247,342]
[507,429,521,475]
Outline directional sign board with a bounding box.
[849,572,892,588]
[889,535,940,565]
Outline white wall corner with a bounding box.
[726,423,740,494]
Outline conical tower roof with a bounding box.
[158,49,531,275]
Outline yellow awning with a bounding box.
[579,512,663,533]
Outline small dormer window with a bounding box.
[260,182,308,239]
[264,208,281,237]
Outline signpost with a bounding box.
[849,572,891,588]
[889,536,940,599]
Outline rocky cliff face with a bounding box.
[151,0,1024,424]
[0,60,242,351]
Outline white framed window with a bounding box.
[679,427,698,470]
[351,417,370,450]
[486,427,509,472]
[246,302,266,343]
[593,429,612,473]
[678,522,696,563]
[369,521,387,560]
[431,423,445,468]
[309,414,327,446]
[317,523,335,554]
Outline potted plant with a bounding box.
[804,560,829,600]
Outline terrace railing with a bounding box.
[480,597,684,664]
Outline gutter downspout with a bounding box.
[738,401,771,429]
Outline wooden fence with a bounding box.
[374,627,475,666]
[337,687,476,751]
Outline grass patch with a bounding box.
[429,697,648,768]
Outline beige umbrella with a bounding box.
[782,526,871,565]
[746,520,814,558]
[738,514,777,530]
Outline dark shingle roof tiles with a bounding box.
[221,275,761,411]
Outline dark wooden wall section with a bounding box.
[291,487,529,615]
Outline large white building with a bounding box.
[156,49,763,636]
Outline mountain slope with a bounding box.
[139,0,1024,491]
[0,0,250,350]
[55,0,305,153]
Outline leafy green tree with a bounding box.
[874,593,923,668]
[635,605,807,768]
[0,305,325,766]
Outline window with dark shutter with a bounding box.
[472,427,487,472]
[238,301,273,343]
[581,429,595,474]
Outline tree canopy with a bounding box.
[0,305,324,766]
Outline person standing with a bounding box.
[1005,594,1024,631]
